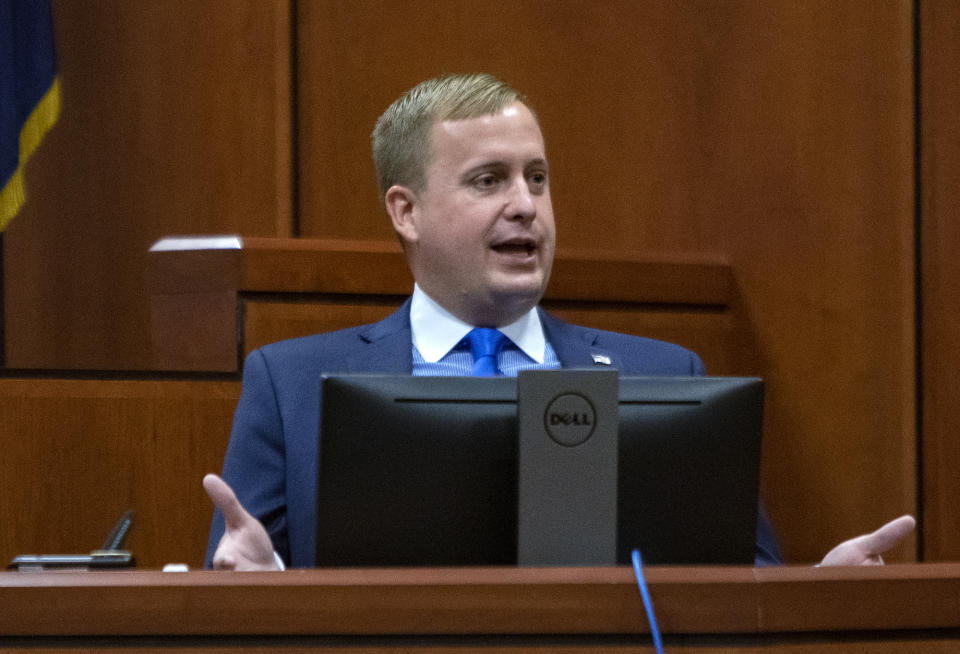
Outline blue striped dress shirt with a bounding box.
[409,284,561,376]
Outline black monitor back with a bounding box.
[316,374,763,566]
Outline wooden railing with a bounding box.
[2,565,959,651]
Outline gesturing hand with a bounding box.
[203,473,281,571]
[818,515,916,566]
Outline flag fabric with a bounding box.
[0,0,60,230]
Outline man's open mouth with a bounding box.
[491,241,536,256]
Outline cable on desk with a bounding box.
[631,548,664,654]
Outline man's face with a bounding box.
[393,102,556,326]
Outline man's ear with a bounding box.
[384,185,419,244]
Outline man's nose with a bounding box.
[505,178,537,221]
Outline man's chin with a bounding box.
[485,279,547,318]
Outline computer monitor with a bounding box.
[316,374,763,566]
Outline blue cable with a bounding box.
[631,549,664,654]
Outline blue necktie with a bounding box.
[467,328,507,376]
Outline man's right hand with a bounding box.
[203,473,282,571]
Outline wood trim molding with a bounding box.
[2,565,959,639]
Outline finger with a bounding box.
[203,473,251,530]
[211,548,236,570]
[860,515,916,556]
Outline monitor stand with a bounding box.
[517,369,619,566]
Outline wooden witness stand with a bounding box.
[147,236,737,374]
[2,565,960,651]
[98,237,954,653]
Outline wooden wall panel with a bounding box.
[2,0,292,370]
[701,4,916,562]
[296,2,916,562]
[243,299,403,358]
[0,379,239,570]
[921,3,960,561]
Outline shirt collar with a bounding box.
[410,284,546,363]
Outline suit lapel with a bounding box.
[539,308,617,370]
[349,302,617,373]
[350,299,415,373]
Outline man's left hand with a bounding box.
[818,514,916,566]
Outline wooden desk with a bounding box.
[2,564,959,652]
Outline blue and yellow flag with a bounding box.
[0,0,60,230]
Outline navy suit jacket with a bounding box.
[206,300,781,567]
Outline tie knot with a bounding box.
[466,328,507,376]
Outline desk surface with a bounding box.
[2,563,960,641]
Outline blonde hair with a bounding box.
[371,73,530,197]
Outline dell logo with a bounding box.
[549,413,593,426]
[544,393,597,446]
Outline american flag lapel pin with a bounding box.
[591,353,612,366]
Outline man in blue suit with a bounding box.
[204,73,913,570]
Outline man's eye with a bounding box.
[529,172,547,186]
[475,175,498,188]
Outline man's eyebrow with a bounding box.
[459,157,549,181]
[460,161,509,179]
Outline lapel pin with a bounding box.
[591,353,612,366]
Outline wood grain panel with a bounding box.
[243,299,404,357]
[3,566,960,653]
[2,0,292,370]
[920,2,960,561]
[0,379,239,570]
[148,238,732,371]
[0,644,956,654]
[543,304,740,376]
[147,238,731,303]
[297,1,916,563]
[705,3,916,563]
